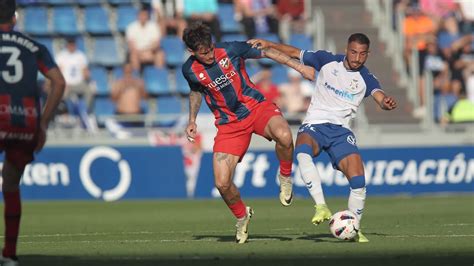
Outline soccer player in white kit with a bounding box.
[248,33,397,242]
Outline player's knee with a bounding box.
[349,175,366,190]
[215,179,232,192]
[274,128,292,148]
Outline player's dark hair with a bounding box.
[182,22,212,51]
[348,33,370,48]
[0,0,16,24]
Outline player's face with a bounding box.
[192,44,215,65]
[345,42,369,70]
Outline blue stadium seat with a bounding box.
[244,62,261,78]
[75,36,86,52]
[221,34,247,42]
[161,36,185,67]
[46,0,75,5]
[94,98,115,116]
[116,5,137,32]
[52,6,80,35]
[175,71,190,95]
[90,66,109,97]
[90,37,124,66]
[289,34,313,50]
[36,37,54,54]
[77,0,102,5]
[156,96,182,126]
[271,65,289,85]
[24,7,49,35]
[84,6,111,35]
[199,99,212,114]
[218,4,240,33]
[109,0,133,5]
[143,66,170,96]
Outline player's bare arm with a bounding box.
[372,90,397,110]
[36,67,66,151]
[247,39,301,59]
[263,47,316,81]
[186,90,202,142]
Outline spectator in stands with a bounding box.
[440,90,474,125]
[235,0,279,39]
[56,38,92,111]
[437,15,462,60]
[110,63,147,127]
[182,0,221,41]
[278,68,312,116]
[252,67,281,107]
[152,0,186,38]
[126,8,165,71]
[276,0,305,43]
[56,37,97,131]
[449,34,474,100]
[419,0,457,25]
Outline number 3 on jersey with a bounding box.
[0,46,23,84]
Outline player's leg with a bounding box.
[337,153,369,242]
[1,159,24,262]
[263,115,294,206]
[213,152,253,244]
[295,126,331,225]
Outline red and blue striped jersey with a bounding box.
[182,41,265,125]
[0,29,57,134]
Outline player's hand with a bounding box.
[247,39,272,50]
[382,96,397,110]
[35,122,47,152]
[185,122,198,142]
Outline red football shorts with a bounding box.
[0,128,38,170]
[213,101,282,160]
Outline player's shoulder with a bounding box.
[358,65,380,86]
[1,30,46,51]
[181,56,197,75]
[304,50,343,62]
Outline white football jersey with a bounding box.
[300,50,383,129]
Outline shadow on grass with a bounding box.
[18,255,474,266]
[193,234,293,242]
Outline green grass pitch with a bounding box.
[4,194,474,266]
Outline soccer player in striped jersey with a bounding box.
[0,0,65,264]
[182,22,294,244]
[248,33,398,243]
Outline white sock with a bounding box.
[348,187,366,221]
[296,153,326,205]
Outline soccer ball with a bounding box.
[329,210,360,240]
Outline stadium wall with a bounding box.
[0,145,472,201]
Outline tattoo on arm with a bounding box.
[189,90,202,122]
[264,48,315,81]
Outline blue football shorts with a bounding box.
[297,123,359,169]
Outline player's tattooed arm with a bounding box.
[186,90,202,142]
[263,48,316,81]
[372,90,397,110]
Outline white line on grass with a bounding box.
[386,234,474,238]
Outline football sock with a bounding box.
[348,175,366,221]
[296,152,326,205]
[3,190,21,258]
[279,160,292,177]
[228,199,247,219]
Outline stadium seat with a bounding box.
[36,37,54,54]
[244,61,261,78]
[90,37,124,66]
[199,98,212,114]
[271,65,289,85]
[156,96,182,126]
[84,6,111,35]
[289,34,313,50]
[116,5,137,32]
[90,66,110,97]
[52,6,80,35]
[175,71,190,95]
[161,36,185,67]
[109,0,133,5]
[23,7,49,35]
[93,98,115,116]
[77,0,102,5]
[221,34,247,42]
[218,4,241,33]
[46,0,75,5]
[75,36,86,52]
[143,66,171,96]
